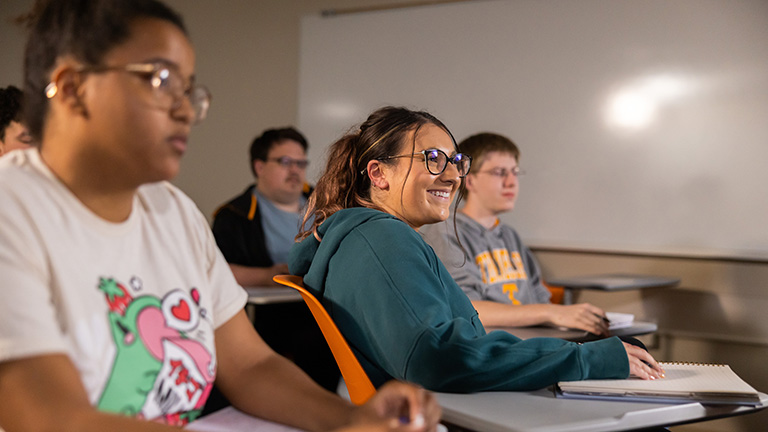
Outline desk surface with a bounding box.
[186,407,303,432]
[244,286,302,305]
[547,274,681,291]
[436,388,768,432]
[488,320,657,343]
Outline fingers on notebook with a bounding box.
[623,342,665,380]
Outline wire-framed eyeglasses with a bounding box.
[266,156,310,169]
[76,62,212,125]
[381,148,472,178]
[475,166,524,179]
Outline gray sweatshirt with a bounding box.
[420,212,550,305]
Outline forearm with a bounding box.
[472,300,554,327]
[221,352,354,432]
[215,311,355,432]
[0,355,179,432]
[228,264,282,286]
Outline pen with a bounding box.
[595,313,610,324]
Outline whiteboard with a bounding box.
[298,0,768,260]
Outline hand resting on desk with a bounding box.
[470,300,610,336]
[547,303,610,336]
[345,381,441,432]
[623,342,664,380]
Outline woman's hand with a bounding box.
[623,342,665,380]
[549,303,610,336]
[346,381,441,432]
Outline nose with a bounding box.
[503,171,518,187]
[288,165,302,176]
[439,161,461,185]
[171,94,195,125]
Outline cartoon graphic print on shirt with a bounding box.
[475,249,527,304]
[96,277,215,426]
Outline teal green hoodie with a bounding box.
[289,207,629,392]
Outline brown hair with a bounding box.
[297,106,462,240]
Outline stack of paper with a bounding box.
[606,312,634,330]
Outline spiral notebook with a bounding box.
[558,362,761,406]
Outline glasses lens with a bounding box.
[190,86,211,124]
[454,153,471,177]
[274,157,309,169]
[151,68,172,90]
[424,149,447,175]
[148,67,179,111]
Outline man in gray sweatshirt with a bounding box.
[421,132,610,336]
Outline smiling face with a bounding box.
[465,151,520,217]
[373,123,461,230]
[75,17,196,186]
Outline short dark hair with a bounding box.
[458,132,520,199]
[22,0,187,141]
[0,86,24,142]
[249,127,309,177]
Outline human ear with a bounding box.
[46,60,88,117]
[253,160,264,179]
[366,160,390,190]
[464,174,477,194]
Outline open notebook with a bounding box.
[558,362,761,406]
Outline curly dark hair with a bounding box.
[0,85,23,142]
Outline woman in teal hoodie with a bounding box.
[289,106,663,392]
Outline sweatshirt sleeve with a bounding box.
[327,221,629,393]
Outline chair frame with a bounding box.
[273,274,376,405]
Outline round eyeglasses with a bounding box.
[75,62,211,125]
[381,148,472,178]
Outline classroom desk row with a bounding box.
[230,283,767,431]
[187,392,768,432]
[244,286,659,342]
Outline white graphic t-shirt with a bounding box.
[0,149,247,425]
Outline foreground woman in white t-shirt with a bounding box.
[0,1,438,431]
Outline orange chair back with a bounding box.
[273,275,376,405]
[545,282,566,305]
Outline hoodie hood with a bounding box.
[289,207,403,294]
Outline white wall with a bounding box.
[297,0,768,261]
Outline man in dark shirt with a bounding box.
[212,128,339,393]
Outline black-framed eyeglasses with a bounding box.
[380,148,472,178]
[266,156,310,169]
[76,62,211,125]
[475,166,524,179]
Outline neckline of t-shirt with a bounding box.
[253,189,306,216]
[29,149,140,236]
